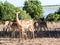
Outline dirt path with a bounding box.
[0,38,60,45]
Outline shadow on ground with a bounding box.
[0,31,60,38]
[35,31,60,38]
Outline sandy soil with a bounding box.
[0,38,60,45]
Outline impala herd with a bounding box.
[0,12,60,40]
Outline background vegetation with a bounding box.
[23,0,44,19]
[0,1,32,23]
[0,0,60,24]
[0,0,43,23]
[46,8,60,22]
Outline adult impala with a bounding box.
[14,11,35,39]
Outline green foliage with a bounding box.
[46,8,60,21]
[23,0,44,19]
[46,13,60,21]
[19,10,32,20]
[0,1,32,22]
[55,8,60,14]
[0,1,4,20]
[46,13,55,21]
[54,14,60,21]
[15,7,32,20]
[0,1,15,21]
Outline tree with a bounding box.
[23,0,43,19]
[1,1,15,21]
[46,13,60,21]
[0,1,32,22]
[55,8,60,14]
[0,1,4,20]
[46,7,60,21]
[46,13,55,21]
[14,7,32,20]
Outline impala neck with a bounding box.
[15,13,20,25]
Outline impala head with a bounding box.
[15,11,20,16]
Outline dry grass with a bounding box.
[0,38,60,45]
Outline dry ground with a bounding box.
[0,38,60,45]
